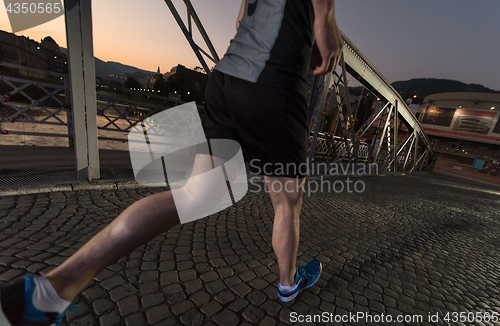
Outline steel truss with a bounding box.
[0,62,72,139]
[168,1,435,176]
[306,31,435,174]
[164,0,220,75]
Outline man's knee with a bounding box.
[267,177,304,210]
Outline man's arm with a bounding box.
[236,0,245,30]
[310,0,343,75]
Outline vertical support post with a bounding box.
[339,53,357,164]
[414,132,419,171]
[394,100,398,173]
[308,74,331,174]
[64,75,74,147]
[374,105,393,163]
[64,0,100,180]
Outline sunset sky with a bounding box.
[1,0,499,90]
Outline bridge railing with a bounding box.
[0,62,72,141]
[0,62,204,149]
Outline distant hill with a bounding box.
[104,61,154,76]
[59,47,156,78]
[94,57,121,78]
[391,78,499,102]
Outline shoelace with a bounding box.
[297,264,315,280]
[53,303,79,326]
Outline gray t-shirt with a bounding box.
[215,0,314,95]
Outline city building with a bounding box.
[417,92,500,159]
[0,30,68,78]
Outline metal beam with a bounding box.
[164,0,219,75]
[64,0,99,180]
[341,31,434,161]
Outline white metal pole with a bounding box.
[64,0,100,180]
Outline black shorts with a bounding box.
[202,70,308,178]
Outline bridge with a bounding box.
[1,0,435,182]
[1,1,499,326]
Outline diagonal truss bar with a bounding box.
[308,74,330,171]
[164,0,220,75]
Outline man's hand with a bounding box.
[311,0,343,75]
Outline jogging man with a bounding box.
[0,0,343,324]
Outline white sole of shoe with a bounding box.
[278,262,323,302]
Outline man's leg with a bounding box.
[45,190,180,302]
[265,176,304,286]
[0,154,229,325]
[266,176,322,302]
[45,153,222,301]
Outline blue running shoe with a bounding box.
[278,260,322,302]
[0,275,76,326]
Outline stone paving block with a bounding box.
[249,278,268,290]
[117,295,140,316]
[214,290,235,305]
[185,278,202,294]
[83,286,107,301]
[261,299,281,316]
[142,293,164,308]
[190,290,211,307]
[200,300,222,317]
[166,289,187,305]
[213,309,239,326]
[279,307,293,325]
[44,256,66,266]
[109,283,138,302]
[93,298,114,315]
[172,300,194,316]
[231,282,252,298]
[0,256,18,266]
[179,269,196,282]
[146,305,171,324]
[199,271,218,283]
[101,275,125,290]
[159,261,175,272]
[99,311,121,326]
[160,271,178,286]
[179,309,204,326]
[246,291,266,306]
[140,281,159,294]
[0,269,24,281]
[242,305,266,325]
[205,279,226,294]
[139,271,158,283]
[228,297,248,312]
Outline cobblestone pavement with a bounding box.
[0,173,499,326]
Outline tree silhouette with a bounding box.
[153,73,164,92]
[125,76,141,89]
